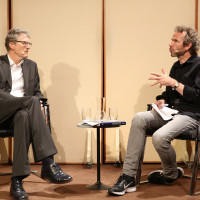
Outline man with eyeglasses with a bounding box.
[0,28,72,200]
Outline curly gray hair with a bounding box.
[5,27,30,51]
[174,25,200,55]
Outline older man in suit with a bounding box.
[0,28,72,200]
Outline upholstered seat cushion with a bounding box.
[0,129,13,137]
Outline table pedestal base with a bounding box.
[87,181,110,190]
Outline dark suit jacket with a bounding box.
[0,55,43,124]
[0,55,43,98]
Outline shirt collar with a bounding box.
[184,53,198,64]
[175,53,198,68]
[7,54,24,67]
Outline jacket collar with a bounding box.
[0,55,29,90]
[0,55,12,86]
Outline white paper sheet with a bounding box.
[152,104,178,120]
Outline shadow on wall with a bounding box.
[130,84,163,163]
[134,84,164,113]
[112,84,163,162]
[45,63,81,162]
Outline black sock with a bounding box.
[42,155,54,166]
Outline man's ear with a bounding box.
[9,41,15,50]
[185,42,192,50]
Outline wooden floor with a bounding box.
[0,163,200,200]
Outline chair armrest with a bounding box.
[147,104,152,111]
[40,97,47,103]
[40,98,48,106]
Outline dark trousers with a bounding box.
[0,93,57,177]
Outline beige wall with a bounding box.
[0,0,7,54]
[0,0,199,164]
[12,0,102,163]
[199,0,200,33]
[0,0,9,164]
[105,0,196,162]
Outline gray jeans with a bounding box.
[123,110,199,179]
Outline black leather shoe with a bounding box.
[10,178,28,200]
[41,163,72,184]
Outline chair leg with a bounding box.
[135,154,143,185]
[30,170,50,183]
[8,137,13,164]
[30,170,41,178]
[0,171,40,177]
[190,140,200,196]
[0,170,50,183]
[0,172,12,176]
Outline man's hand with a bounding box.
[148,68,176,88]
[154,99,165,109]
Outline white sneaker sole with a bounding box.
[110,186,137,196]
[148,170,163,177]
[148,167,184,180]
[177,167,184,178]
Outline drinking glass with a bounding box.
[94,97,107,122]
[82,107,91,123]
[108,107,118,121]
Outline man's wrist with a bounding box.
[172,81,180,90]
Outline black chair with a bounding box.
[0,98,51,178]
[136,104,200,196]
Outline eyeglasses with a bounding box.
[15,41,32,46]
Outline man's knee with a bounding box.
[22,96,40,109]
[29,96,40,104]
[152,132,167,150]
[131,112,148,128]
[14,110,29,123]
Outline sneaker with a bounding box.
[147,167,184,185]
[108,173,136,196]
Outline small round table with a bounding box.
[77,122,126,190]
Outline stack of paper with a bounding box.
[152,104,178,120]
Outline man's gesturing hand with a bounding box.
[148,68,176,88]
